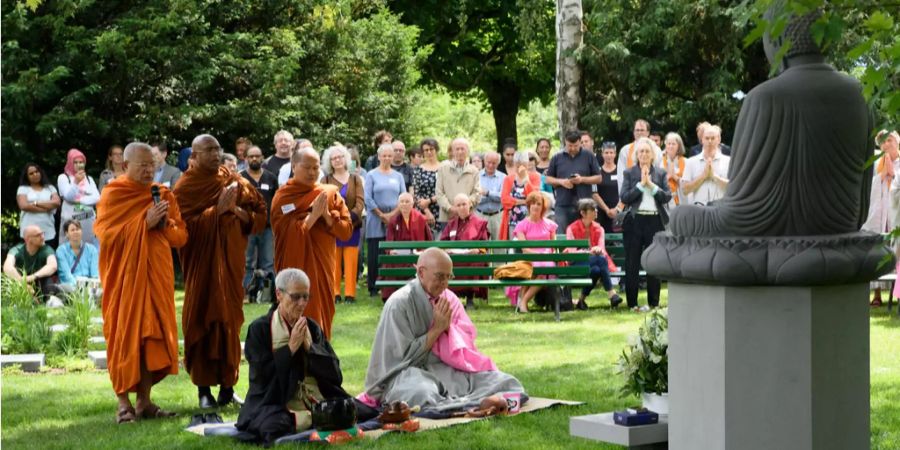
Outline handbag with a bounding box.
[613,206,631,229]
[493,261,533,279]
[312,397,357,431]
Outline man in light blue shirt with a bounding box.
[475,151,505,240]
[56,219,100,290]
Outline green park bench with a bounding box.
[375,239,593,321]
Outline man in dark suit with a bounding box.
[151,141,182,188]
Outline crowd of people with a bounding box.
[8,120,743,312]
[7,122,896,439]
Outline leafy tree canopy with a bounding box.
[580,0,768,146]
[1,0,425,208]
[386,0,556,150]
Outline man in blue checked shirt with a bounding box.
[474,151,505,240]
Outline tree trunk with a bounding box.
[556,0,583,143]
[484,80,521,152]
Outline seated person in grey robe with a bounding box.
[236,268,376,445]
[359,247,526,413]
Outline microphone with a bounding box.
[151,185,161,204]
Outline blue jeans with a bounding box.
[243,227,274,289]
[576,254,613,297]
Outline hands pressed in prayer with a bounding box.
[641,166,653,188]
[216,183,238,215]
[289,317,313,354]
[432,295,452,334]
[146,201,169,229]
[305,192,328,228]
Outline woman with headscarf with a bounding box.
[58,148,100,245]
[98,145,125,191]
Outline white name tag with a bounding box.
[260,183,270,191]
[610,175,618,181]
[281,203,296,214]
[449,230,457,238]
[162,182,171,187]
[388,178,398,184]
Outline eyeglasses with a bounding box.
[280,290,310,302]
[601,141,616,148]
[432,271,455,281]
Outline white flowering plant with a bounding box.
[617,308,668,396]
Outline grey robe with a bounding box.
[363,279,525,412]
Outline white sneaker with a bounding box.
[46,296,65,308]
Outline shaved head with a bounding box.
[191,134,223,172]
[291,146,319,166]
[123,142,152,162]
[123,142,156,185]
[417,247,452,270]
[23,224,43,237]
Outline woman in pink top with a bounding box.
[512,191,557,313]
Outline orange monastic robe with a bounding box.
[271,179,352,340]
[174,166,266,387]
[95,178,188,395]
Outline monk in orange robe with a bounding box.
[95,142,188,423]
[271,147,352,340]
[174,134,266,409]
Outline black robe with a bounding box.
[236,307,376,445]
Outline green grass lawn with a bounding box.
[2,288,899,449]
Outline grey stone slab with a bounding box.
[0,353,45,372]
[88,350,107,370]
[88,336,105,345]
[668,283,868,450]
[50,324,68,333]
[570,413,668,448]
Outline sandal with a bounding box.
[137,403,177,420]
[116,406,137,424]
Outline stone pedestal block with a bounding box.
[668,283,869,450]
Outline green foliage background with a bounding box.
[1,0,425,208]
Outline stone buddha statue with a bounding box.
[642,9,893,285]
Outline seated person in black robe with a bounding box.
[236,268,376,445]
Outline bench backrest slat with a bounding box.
[379,266,589,278]
[379,252,590,265]
[379,239,588,250]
